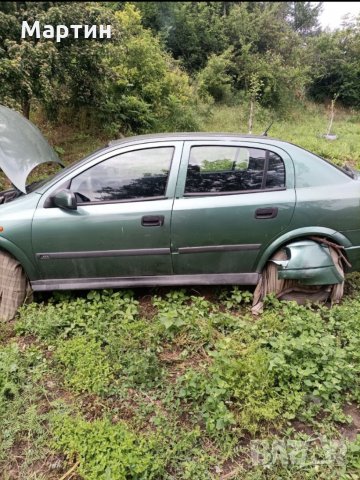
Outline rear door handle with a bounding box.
[255,207,278,219]
[141,215,165,227]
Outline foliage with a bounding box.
[138,1,227,73]
[2,0,359,137]
[3,2,360,477]
[116,3,352,115]
[55,336,114,395]
[18,289,162,391]
[100,4,199,135]
[153,289,244,339]
[286,1,323,36]
[2,0,358,134]
[0,342,45,413]
[4,280,360,477]
[17,289,139,342]
[0,342,50,475]
[219,286,253,310]
[0,2,109,118]
[0,2,199,133]
[163,297,360,435]
[201,102,360,166]
[52,414,165,480]
[197,48,235,103]
[51,411,217,480]
[308,20,360,107]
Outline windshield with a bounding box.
[30,144,109,194]
[25,162,65,193]
[26,175,58,193]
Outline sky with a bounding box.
[319,2,360,30]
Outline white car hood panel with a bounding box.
[0,105,62,193]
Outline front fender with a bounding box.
[0,237,38,280]
[256,227,352,272]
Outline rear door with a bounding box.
[171,141,296,274]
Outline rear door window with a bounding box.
[184,145,285,195]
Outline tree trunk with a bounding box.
[248,98,254,134]
[326,93,339,136]
[22,99,30,119]
[327,99,335,136]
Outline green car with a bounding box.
[0,105,359,312]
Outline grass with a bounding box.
[29,100,360,176]
[2,285,360,479]
[201,101,360,166]
[1,101,360,478]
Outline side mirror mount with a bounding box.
[52,189,77,210]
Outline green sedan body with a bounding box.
[0,105,360,291]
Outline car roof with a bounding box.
[34,130,355,195]
[107,132,288,148]
[46,132,298,187]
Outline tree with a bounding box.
[0,2,58,117]
[99,4,199,134]
[138,2,227,73]
[307,17,360,106]
[0,2,111,118]
[247,74,263,134]
[219,2,311,109]
[196,48,235,103]
[286,2,323,36]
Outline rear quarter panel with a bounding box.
[254,144,360,272]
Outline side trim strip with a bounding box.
[37,248,170,260]
[37,244,261,260]
[31,273,260,291]
[178,244,261,254]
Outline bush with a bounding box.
[197,49,235,103]
[99,4,200,135]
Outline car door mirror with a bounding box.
[52,189,77,210]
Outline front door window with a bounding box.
[70,147,174,203]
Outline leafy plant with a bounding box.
[52,414,165,480]
[55,336,114,395]
[0,343,50,475]
[0,343,45,412]
[17,289,140,342]
[219,286,253,310]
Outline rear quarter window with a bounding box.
[293,147,354,187]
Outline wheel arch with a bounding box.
[0,237,38,280]
[255,227,352,272]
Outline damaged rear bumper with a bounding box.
[271,240,344,285]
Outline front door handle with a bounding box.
[141,215,165,227]
[255,207,278,219]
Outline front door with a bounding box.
[171,141,296,274]
[32,142,182,280]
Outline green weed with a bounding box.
[7,280,360,478]
[55,336,114,395]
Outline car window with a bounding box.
[70,147,174,203]
[184,146,285,194]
